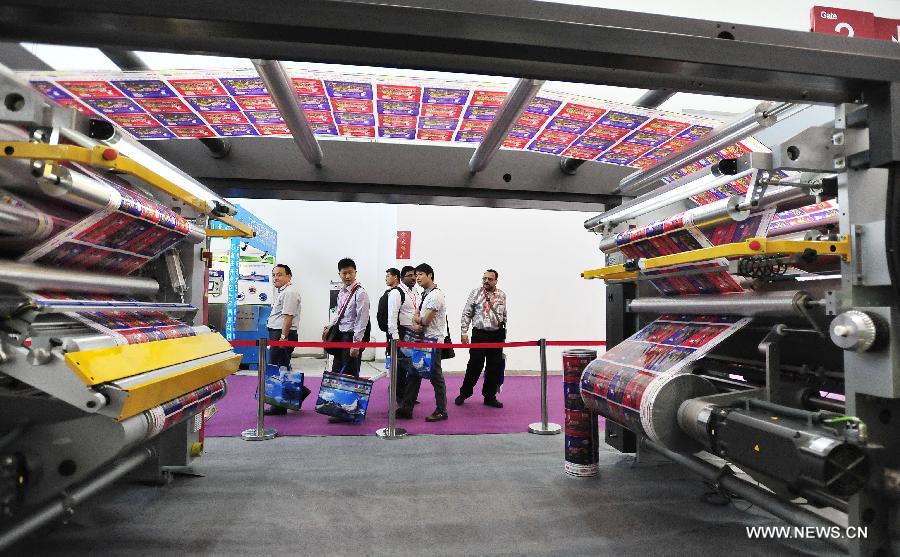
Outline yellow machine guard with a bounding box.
[115,353,240,420]
[63,333,240,420]
[65,333,234,385]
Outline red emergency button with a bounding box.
[101,148,118,161]
[748,239,762,251]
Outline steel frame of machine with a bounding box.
[1,1,899,555]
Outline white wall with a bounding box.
[230,199,396,353]
[228,199,605,371]
[395,205,606,372]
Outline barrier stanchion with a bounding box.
[376,338,407,440]
[241,337,277,441]
[529,338,561,435]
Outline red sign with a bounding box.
[810,6,875,38]
[874,16,900,42]
[396,231,411,260]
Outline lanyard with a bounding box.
[482,288,497,319]
[403,284,418,312]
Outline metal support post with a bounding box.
[529,338,561,435]
[377,338,407,439]
[758,324,786,405]
[241,337,277,441]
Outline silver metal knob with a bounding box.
[830,310,878,352]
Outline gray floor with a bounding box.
[15,434,840,556]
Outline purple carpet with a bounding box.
[205,374,569,436]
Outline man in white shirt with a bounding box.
[264,263,309,415]
[396,263,448,422]
[386,265,417,405]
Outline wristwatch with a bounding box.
[280,334,287,340]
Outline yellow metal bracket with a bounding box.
[206,228,248,238]
[582,237,851,282]
[0,141,255,238]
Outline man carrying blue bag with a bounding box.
[396,263,448,422]
[264,263,310,415]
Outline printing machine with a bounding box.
[581,100,899,553]
[0,1,897,555]
[0,66,253,550]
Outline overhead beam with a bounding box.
[469,78,543,174]
[0,42,52,71]
[143,137,629,209]
[252,59,323,167]
[0,1,897,104]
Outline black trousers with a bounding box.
[267,328,297,368]
[459,328,504,400]
[400,347,445,414]
[392,325,411,404]
[331,330,361,376]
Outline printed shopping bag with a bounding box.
[256,364,306,411]
[400,330,436,379]
[314,372,374,423]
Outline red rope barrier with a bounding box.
[545,340,606,346]
[268,340,389,349]
[228,340,258,347]
[232,339,605,349]
[398,340,538,349]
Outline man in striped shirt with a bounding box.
[455,269,507,408]
[322,257,371,377]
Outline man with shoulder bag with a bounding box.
[456,269,507,409]
[378,267,413,405]
[322,257,371,377]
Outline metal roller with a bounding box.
[39,165,206,244]
[60,326,210,353]
[628,290,812,317]
[596,186,808,252]
[616,102,798,195]
[0,261,159,296]
[0,202,49,238]
[60,127,236,217]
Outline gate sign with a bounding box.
[396,231,411,260]
[873,17,900,43]
[810,6,875,38]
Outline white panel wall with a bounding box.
[228,199,605,372]
[229,199,397,353]
[395,205,606,372]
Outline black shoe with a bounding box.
[425,410,448,422]
[484,399,504,409]
[328,416,353,424]
[264,406,287,415]
[454,395,467,406]
[395,409,413,420]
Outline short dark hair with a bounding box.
[338,257,356,271]
[415,263,434,279]
[485,269,498,279]
[275,263,292,276]
[400,265,415,277]
[385,267,401,279]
